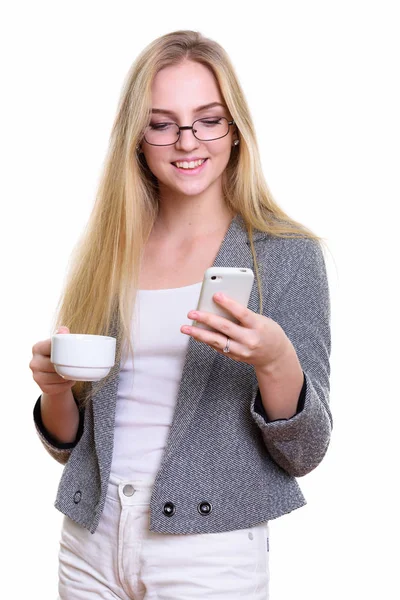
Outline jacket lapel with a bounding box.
[92,316,121,490]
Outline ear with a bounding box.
[231,122,239,147]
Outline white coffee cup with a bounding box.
[51,333,117,382]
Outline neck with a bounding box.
[154,185,234,240]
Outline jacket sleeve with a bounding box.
[250,239,332,477]
[33,395,84,465]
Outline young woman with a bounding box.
[30,30,332,600]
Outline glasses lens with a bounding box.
[193,117,229,141]
[145,122,179,145]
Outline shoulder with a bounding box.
[252,230,325,274]
[233,214,326,281]
[248,229,329,316]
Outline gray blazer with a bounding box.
[34,215,332,534]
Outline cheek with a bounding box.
[212,139,233,167]
[142,148,169,175]
[213,135,233,155]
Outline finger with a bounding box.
[181,324,241,358]
[30,354,59,375]
[31,326,70,359]
[34,370,75,386]
[187,309,245,342]
[32,338,52,358]
[212,293,256,327]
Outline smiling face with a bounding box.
[141,60,235,201]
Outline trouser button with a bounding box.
[123,484,135,497]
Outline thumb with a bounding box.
[56,325,70,334]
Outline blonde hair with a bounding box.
[53,30,317,404]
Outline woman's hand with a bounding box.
[181,292,291,370]
[30,326,76,397]
[181,292,304,420]
[30,326,81,444]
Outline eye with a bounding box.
[149,122,175,131]
[198,117,223,126]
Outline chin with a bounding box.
[179,174,224,196]
[169,181,212,198]
[180,186,209,197]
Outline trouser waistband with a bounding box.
[107,475,154,505]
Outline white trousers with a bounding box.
[58,478,270,599]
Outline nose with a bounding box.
[175,127,200,152]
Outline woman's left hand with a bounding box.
[181,292,292,371]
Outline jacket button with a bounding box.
[198,501,212,515]
[163,502,176,517]
[73,491,82,504]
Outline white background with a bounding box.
[1,1,399,598]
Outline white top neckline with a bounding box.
[138,281,202,293]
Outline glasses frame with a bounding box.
[143,117,236,147]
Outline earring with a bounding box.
[233,140,239,146]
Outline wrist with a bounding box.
[42,386,75,402]
[255,338,297,378]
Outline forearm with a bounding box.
[40,389,80,444]
[255,341,304,421]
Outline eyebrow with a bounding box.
[151,102,226,116]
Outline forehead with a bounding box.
[151,60,224,111]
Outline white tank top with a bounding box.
[110,282,202,482]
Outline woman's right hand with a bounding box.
[30,326,77,397]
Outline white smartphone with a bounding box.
[193,267,255,331]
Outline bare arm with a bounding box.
[255,338,304,421]
[40,388,80,444]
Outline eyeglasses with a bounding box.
[144,116,235,146]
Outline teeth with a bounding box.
[174,159,205,169]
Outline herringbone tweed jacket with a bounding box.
[34,215,332,534]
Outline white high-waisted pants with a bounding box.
[58,478,270,599]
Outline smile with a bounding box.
[172,159,207,170]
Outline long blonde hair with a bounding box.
[53,30,317,404]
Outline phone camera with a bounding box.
[211,276,216,280]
